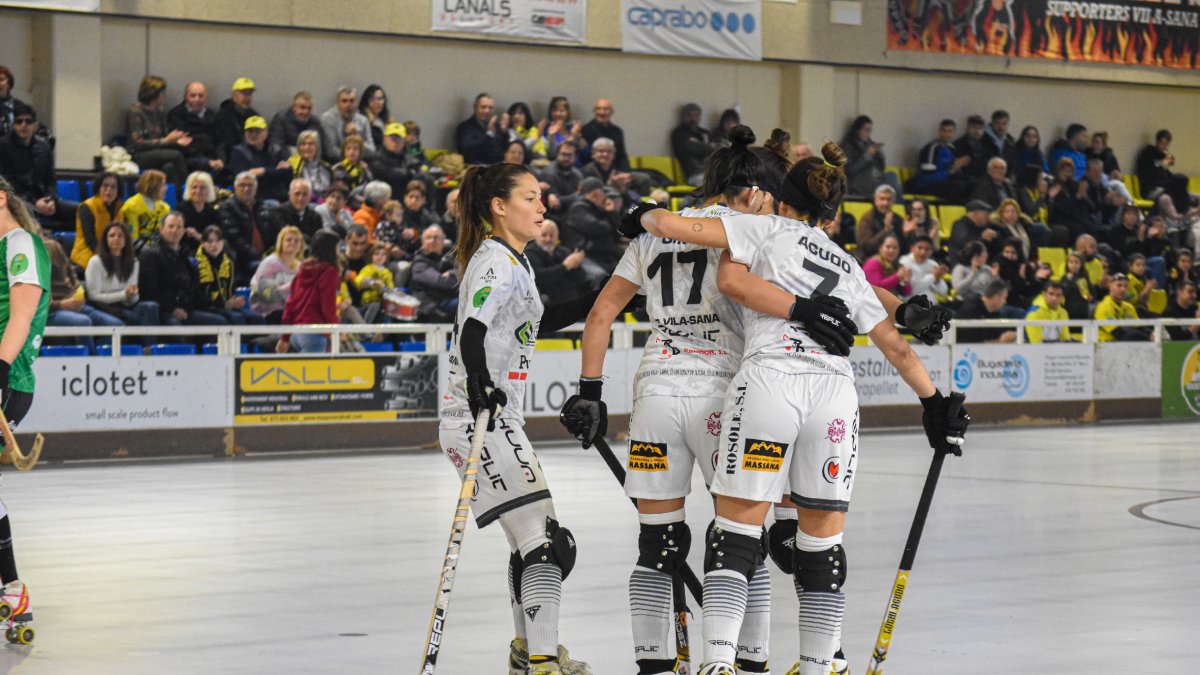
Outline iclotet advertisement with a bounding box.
[950,343,1093,403]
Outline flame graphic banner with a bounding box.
[886,0,1200,70]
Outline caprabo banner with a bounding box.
[432,0,586,43]
[621,0,763,61]
[887,0,1200,70]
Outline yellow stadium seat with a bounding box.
[1124,174,1155,209]
[1190,176,1200,194]
[1147,289,1167,315]
[842,200,872,223]
[634,156,681,184]
[1038,247,1068,279]
[424,148,448,163]
[669,197,685,211]
[535,338,575,351]
[937,205,965,242]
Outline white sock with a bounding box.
[508,551,526,641]
[794,530,844,675]
[631,509,684,672]
[521,561,562,659]
[702,516,761,666]
[736,562,771,671]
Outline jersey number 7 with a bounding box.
[647,250,708,307]
[803,259,840,295]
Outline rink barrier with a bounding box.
[12,321,1198,462]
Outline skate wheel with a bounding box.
[14,626,32,644]
[0,604,10,621]
[4,628,15,643]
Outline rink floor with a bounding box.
[0,422,1196,674]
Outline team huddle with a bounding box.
[428,126,971,675]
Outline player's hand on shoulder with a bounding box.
[896,294,952,346]
[919,390,969,456]
[619,200,667,239]
[559,378,607,449]
[790,294,858,357]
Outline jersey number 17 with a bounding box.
[647,250,708,307]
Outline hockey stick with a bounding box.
[420,408,490,675]
[0,414,43,472]
[865,392,965,675]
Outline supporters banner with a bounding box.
[1161,341,1200,417]
[886,0,1200,70]
[20,356,232,433]
[852,345,951,406]
[621,0,763,61]
[950,343,1093,403]
[233,354,439,425]
[431,0,587,43]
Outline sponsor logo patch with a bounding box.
[742,438,788,472]
[826,418,846,444]
[706,411,721,437]
[513,320,534,346]
[471,286,492,308]
[628,440,668,472]
[446,447,465,468]
[821,456,840,483]
[9,253,28,275]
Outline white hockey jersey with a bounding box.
[614,205,744,399]
[442,238,544,425]
[720,213,888,379]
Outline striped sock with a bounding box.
[630,566,674,672]
[508,550,526,640]
[735,562,771,671]
[793,531,845,675]
[521,562,563,659]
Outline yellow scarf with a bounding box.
[196,251,234,302]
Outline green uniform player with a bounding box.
[0,177,51,645]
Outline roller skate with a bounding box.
[782,649,847,675]
[0,580,33,645]
[698,664,737,675]
[554,644,591,674]
[510,639,592,674]
[509,638,529,675]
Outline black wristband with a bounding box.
[919,389,944,411]
[578,378,603,401]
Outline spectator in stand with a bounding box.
[139,211,228,327]
[1163,280,1199,340]
[166,81,223,175]
[1086,131,1133,202]
[539,142,583,212]
[994,237,1050,309]
[227,115,291,203]
[841,115,900,199]
[564,177,621,274]
[524,219,590,303]
[541,96,587,162]
[1073,233,1106,288]
[0,103,73,227]
[213,77,258,164]
[331,134,372,193]
[506,102,547,162]
[320,86,375,163]
[373,200,418,269]
[1048,157,1100,241]
[970,157,1013,210]
[1061,252,1096,319]
[1011,125,1049,176]
[120,169,170,249]
[503,140,528,167]
[71,172,122,269]
[409,224,458,323]
[855,184,903,260]
[948,199,997,263]
[1015,164,1048,221]
[1167,248,1197,295]
[402,120,428,167]
[315,182,354,238]
[455,93,508,166]
[44,231,125,354]
[84,221,160,328]
[268,178,322,241]
[581,98,631,171]
[898,235,948,302]
[269,91,322,154]
[1025,280,1073,343]
[126,76,189,185]
[219,171,270,283]
[1124,252,1158,313]
[0,65,31,138]
[984,110,1015,166]
[989,198,1035,259]
[369,122,423,198]
[1136,130,1198,245]
[288,129,332,197]
[195,225,263,325]
[441,188,460,243]
[178,171,219,256]
[352,181,390,239]
[906,198,941,251]
[276,229,340,353]
[863,233,912,297]
[400,180,437,234]
[955,278,1017,343]
[1083,158,1124,226]
[358,84,394,152]
[355,242,395,322]
[710,108,741,148]
[1095,273,1148,341]
[909,119,973,202]
[955,115,992,183]
[1104,205,1169,288]
[951,240,998,302]
[583,137,651,199]
[671,103,716,186]
[1048,123,1089,181]
[250,225,304,323]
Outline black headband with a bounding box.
[779,174,837,222]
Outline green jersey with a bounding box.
[0,228,50,393]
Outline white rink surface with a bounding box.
[0,423,1197,674]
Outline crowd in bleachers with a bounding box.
[1,65,1198,351]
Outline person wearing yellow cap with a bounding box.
[228,115,291,202]
[214,76,260,164]
[368,120,430,199]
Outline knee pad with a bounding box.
[766,519,797,575]
[635,521,691,574]
[522,517,577,581]
[793,543,847,593]
[703,523,762,582]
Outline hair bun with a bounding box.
[764,128,791,159]
[820,142,848,169]
[729,124,756,149]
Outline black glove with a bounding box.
[919,390,969,456]
[619,200,668,238]
[559,378,607,449]
[0,359,10,412]
[790,295,858,357]
[895,295,952,346]
[466,371,507,432]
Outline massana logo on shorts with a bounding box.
[742,438,788,473]
[628,440,668,471]
[9,253,28,275]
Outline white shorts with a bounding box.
[439,417,551,528]
[624,395,725,500]
[712,365,860,511]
